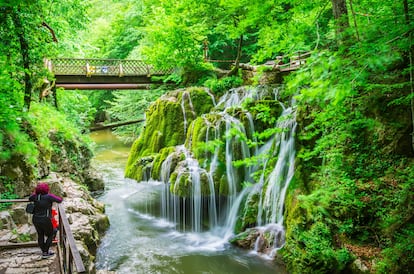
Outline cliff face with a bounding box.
[0,126,103,197]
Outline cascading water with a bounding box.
[143,86,296,258]
[93,87,292,273]
[253,103,296,258]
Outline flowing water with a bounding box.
[92,130,287,274]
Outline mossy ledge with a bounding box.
[125,87,215,181]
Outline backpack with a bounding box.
[25,203,35,214]
[25,194,40,214]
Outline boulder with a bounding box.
[83,167,105,192]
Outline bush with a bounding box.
[203,75,243,95]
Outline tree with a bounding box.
[0,0,88,110]
[331,0,349,39]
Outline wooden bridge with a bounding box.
[46,58,174,90]
[46,52,310,90]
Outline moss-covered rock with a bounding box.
[125,155,155,182]
[152,146,177,181]
[235,191,260,233]
[230,228,260,249]
[125,88,215,182]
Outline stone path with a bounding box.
[0,245,60,274]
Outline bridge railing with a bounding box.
[277,51,312,70]
[47,58,173,77]
[0,199,86,274]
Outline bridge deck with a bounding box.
[47,58,174,90]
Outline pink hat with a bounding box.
[35,183,49,194]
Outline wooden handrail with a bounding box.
[58,203,86,273]
[0,199,30,203]
[0,199,86,273]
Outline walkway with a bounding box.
[0,245,59,274]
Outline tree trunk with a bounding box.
[403,0,414,152]
[331,0,350,41]
[228,35,243,76]
[348,0,360,41]
[11,7,32,111]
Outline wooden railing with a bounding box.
[277,51,312,71]
[46,58,174,77]
[0,199,86,274]
[57,203,86,273]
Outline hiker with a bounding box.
[29,182,63,259]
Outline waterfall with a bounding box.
[180,90,196,135]
[144,86,296,258]
[254,103,296,256]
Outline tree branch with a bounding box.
[41,21,58,43]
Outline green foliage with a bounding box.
[57,90,97,130]
[73,0,141,59]
[86,90,115,114]
[285,221,353,273]
[203,76,243,95]
[107,89,166,143]
[377,224,414,273]
[0,176,19,210]
[279,6,413,266]
[27,102,85,149]
[11,228,31,243]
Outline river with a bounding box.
[91,130,287,274]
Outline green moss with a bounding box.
[169,171,178,186]
[229,229,250,244]
[199,172,211,195]
[125,155,155,181]
[218,175,229,195]
[235,191,260,233]
[125,88,215,182]
[185,87,215,115]
[125,161,145,181]
[152,146,176,180]
[171,173,192,197]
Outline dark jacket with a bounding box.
[29,193,62,219]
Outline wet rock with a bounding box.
[83,167,105,191]
[10,205,29,225]
[349,258,370,273]
[230,228,260,249]
[0,211,15,230]
[60,174,109,260]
